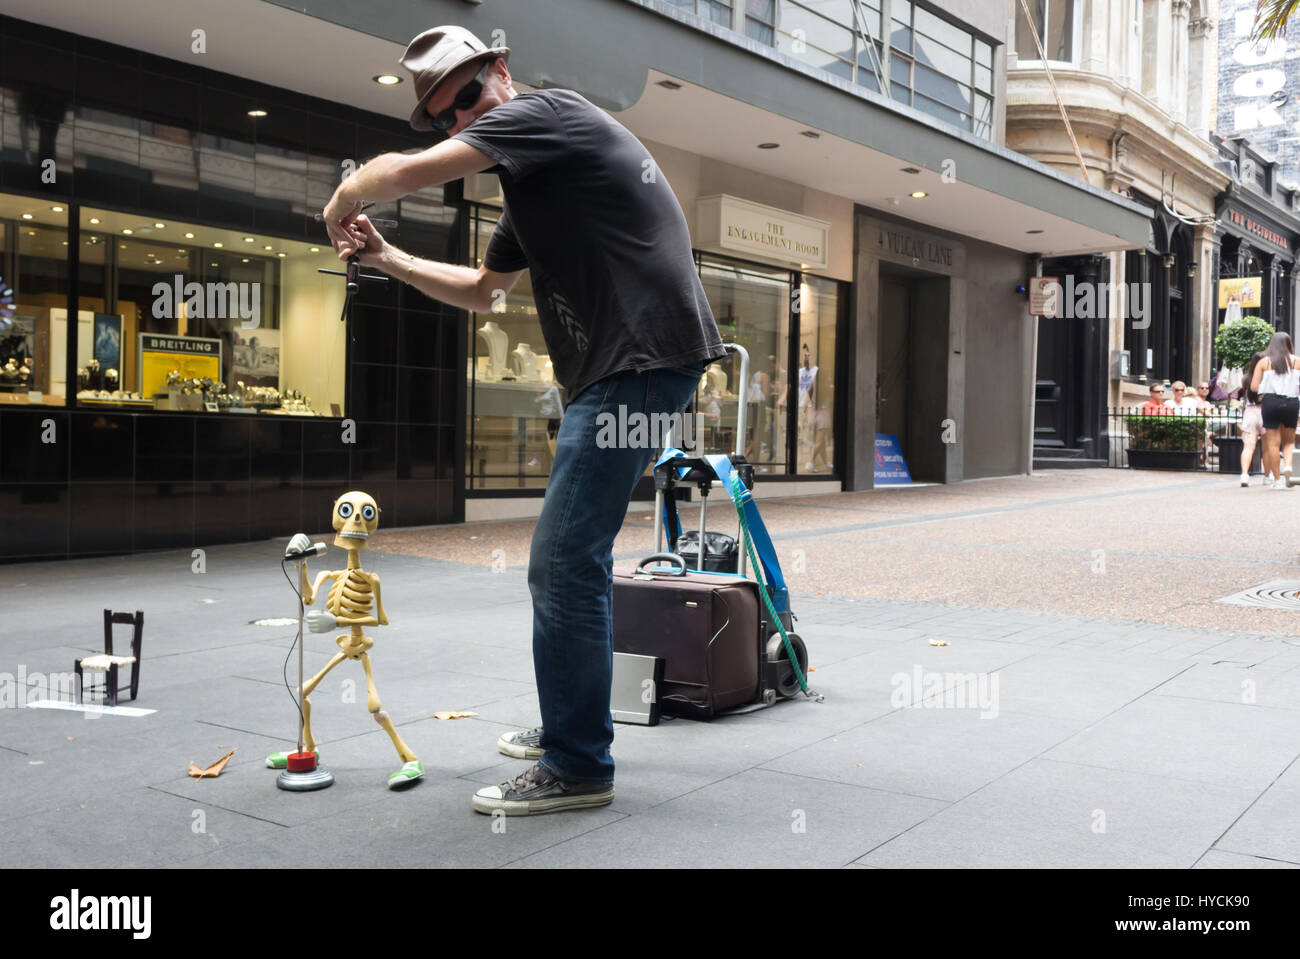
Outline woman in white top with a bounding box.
[1239,352,1266,487]
[1249,332,1300,489]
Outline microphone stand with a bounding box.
[315,210,398,323]
[276,550,335,792]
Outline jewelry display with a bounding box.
[510,342,540,381]
[477,320,508,380]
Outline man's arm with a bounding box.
[323,139,495,253]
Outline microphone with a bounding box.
[283,541,327,561]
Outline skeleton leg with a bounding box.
[300,651,347,755]
[361,653,416,763]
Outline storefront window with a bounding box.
[795,275,837,473]
[0,193,69,403]
[465,201,558,490]
[70,206,345,415]
[698,254,790,472]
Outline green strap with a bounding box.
[727,470,819,699]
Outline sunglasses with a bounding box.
[430,64,489,132]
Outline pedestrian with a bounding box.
[320,25,725,814]
[1249,332,1300,489]
[1239,351,1266,487]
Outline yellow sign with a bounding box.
[137,334,222,396]
[1218,276,1262,309]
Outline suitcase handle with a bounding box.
[635,553,688,576]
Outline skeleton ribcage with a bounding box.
[327,570,373,618]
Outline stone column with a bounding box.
[1192,222,1216,384]
[1171,0,1191,123]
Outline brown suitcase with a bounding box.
[612,554,767,719]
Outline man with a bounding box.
[1138,383,1172,415]
[321,26,724,815]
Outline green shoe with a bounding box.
[388,759,424,788]
[265,751,321,769]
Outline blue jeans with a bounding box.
[529,363,702,783]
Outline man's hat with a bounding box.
[399,25,510,132]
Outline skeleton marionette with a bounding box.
[266,491,423,788]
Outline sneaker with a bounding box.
[387,759,424,789]
[497,727,544,760]
[1241,473,1250,487]
[1272,480,1290,490]
[472,762,614,816]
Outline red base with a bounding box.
[286,751,317,772]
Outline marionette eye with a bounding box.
[361,505,376,520]
[338,503,354,518]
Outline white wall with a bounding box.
[280,253,346,415]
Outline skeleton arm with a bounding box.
[370,573,388,626]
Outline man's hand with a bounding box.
[322,181,365,257]
[343,215,390,270]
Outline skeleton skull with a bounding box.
[332,490,380,550]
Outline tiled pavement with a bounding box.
[2,469,1299,868]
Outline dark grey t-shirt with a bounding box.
[454,89,724,399]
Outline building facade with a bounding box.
[0,0,1149,561]
[1006,0,1228,464]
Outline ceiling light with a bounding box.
[310,247,320,252]
[51,205,64,212]
[800,130,821,139]
[185,232,195,239]
[757,142,780,149]
[247,109,268,117]
[277,252,286,258]
[154,222,165,229]
[264,245,273,251]
[242,258,250,263]
[27,230,35,236]
[213,242,224,248]
[89,217,101,224]
[910,191,927,198]
[1026,229,1044,234]
[20,213,32,220]
[122,228,134,234]
[901,166,922,174]
[656,79,682,90]
[374,74,402,85]
[244,236,256,243]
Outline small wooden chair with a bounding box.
[75,610,144,707]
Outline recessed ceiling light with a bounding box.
[20,213,32,220]
[244,236,256,243]
[213,242,224,248]
[211,262,218,267]
[277,252,286,258]
[656,79,682,90]
[757,142,780,149]
[89,217,101,224]
[154,222,165,229]
[51,205,64,212]
[27,230,35,236]
[264,245,273,251]
[62,240,68,246]
[242,258,250,263]
[185,232,195,239]
[247,109,268,117]
[910,191,927,198]
[310,247,320,252]
[1026,229,1044,234]
[374,74,402,85]
[122,228,134,234]
[800,130,821,139]
[901,166,922,174]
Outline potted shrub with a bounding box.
[1213,315,1274,470]
[1125,413,1206,470]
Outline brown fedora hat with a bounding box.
[400,25,510,132]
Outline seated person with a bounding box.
[1139,383,1172,414]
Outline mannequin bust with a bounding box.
[705,362,728,396]
[477,321,508,379]
[511,342,539,381]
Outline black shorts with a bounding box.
[1260,393,1300,430]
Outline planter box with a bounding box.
[1127,448,1200,470]
[1213,436,1262,474]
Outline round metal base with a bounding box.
[276,764,335,791]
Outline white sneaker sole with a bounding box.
[497,735,544,760]
[472,788,614,816]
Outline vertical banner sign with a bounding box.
[874,434,912,485]
[1217,4,1300,184]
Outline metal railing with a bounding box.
[1107,406,1244,471]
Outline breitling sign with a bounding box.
[697,195,830,269]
